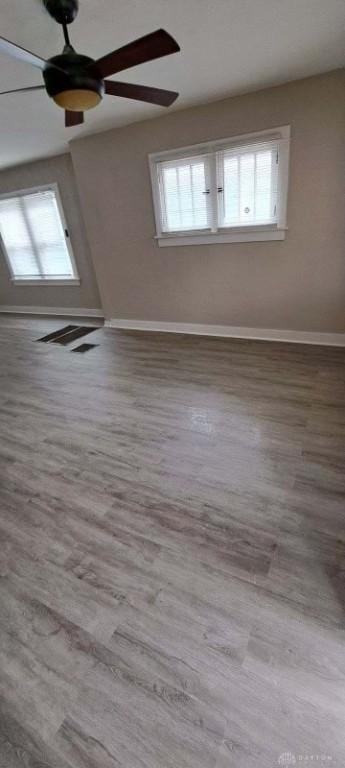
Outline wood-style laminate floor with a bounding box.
[0,314,344,768]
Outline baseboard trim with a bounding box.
[0,305,104,318]
[105,318,345,347]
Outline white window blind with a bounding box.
[0,186,77,281]
[217,142,278,228]
[158,154,211,232]
[150,126,290,246]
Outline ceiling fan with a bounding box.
[0,0,180,127]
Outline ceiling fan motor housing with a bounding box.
[43,50,104,109]
[43,0,79,25]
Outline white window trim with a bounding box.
[10,279,81,286]
[0,183,80,284]
[149,125,290,247]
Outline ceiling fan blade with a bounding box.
[104,79,178,107]
[93,29,180,79]
[0,37,48,70]
[0,85,45,96]
[65,110,84,127]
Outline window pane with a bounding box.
[159,156,209,232]
[24,192,74,277]
[239,153,255,223]
[6,248,40,277]
[222,157,239,223]
[0,188,76,280]
[0,198,40,276]
[221,144,276,227]
[255,150,273,221]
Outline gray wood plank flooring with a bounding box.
[0,314,344,767]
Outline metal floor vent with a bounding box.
[37,326,95,345]
[37,325,78,342]
[51,326,95,345]
[72,343,98,354]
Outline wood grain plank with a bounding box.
[0,314,344,767]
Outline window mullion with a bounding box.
[208,151,218,233]
[215,150,225,229]
[20,197,44,277]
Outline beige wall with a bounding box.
[0,153,101,311]
[71,69,345,332]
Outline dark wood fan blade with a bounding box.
[65,110,84,127]
[0,37,48,70]
[0,85,45,96]
[93,29,180,79]
[104,79,178,107]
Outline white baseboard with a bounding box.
[105,318,345,347]
[0,305,104,318]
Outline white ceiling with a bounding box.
[0,0,344,169]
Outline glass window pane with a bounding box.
[0,188,76,279]
[160,157,209,232]
[239,153,255,222]
[220,144,277,227]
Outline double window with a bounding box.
[149,126,290,246]
[0,184,79,284]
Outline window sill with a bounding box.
[11,278,80,286]
[157,228,286,247]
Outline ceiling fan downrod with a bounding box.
[43,0,79,26]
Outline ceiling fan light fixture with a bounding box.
[52,88,101,111]
[0,0,180,128]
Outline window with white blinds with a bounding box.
[158,155,210,232]
[218,142,278,227]
[149,126,290,246]
[0,185,78,282]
